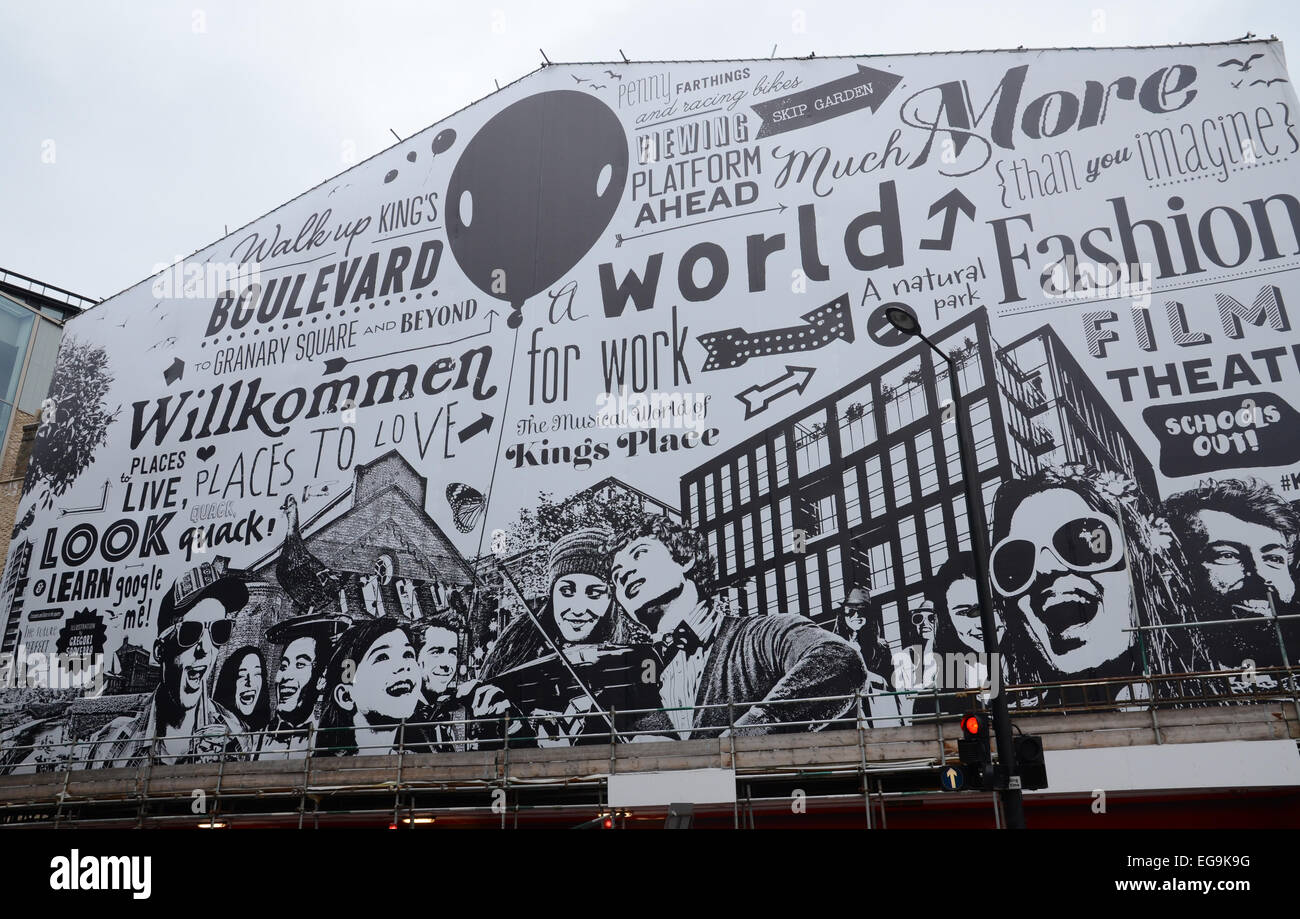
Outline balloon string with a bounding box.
[467,322,521,627]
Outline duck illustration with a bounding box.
[276,495,344,613]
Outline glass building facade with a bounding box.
[680,307,1158,653]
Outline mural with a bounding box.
[3,40,1300,770]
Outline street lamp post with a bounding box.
[882,306,1026,829]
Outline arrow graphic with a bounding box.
[163,358,185,385]
[919,189,977,251]
[58,480,111,517]
[457,412,495,443]
[698,293,853,372]
[615,204,787,247]
[751,65,903,138]
[736,365,815,420]
[945,768,958,786]
[323,311,499,376]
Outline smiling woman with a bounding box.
[316,618,419,756]
[214,646,270,735]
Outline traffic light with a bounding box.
[1015,734,1048,790]
[958,712,993,789]
[573,812,616,829]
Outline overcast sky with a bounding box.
[2,0,1297,301]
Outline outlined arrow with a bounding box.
[457,412,494,443]
[322,311,500,376]
[58,480,111,517]
[698,293,853,371]
[164,358,185,385]
[615,204,787,247]
[919,189,977,251]
[736,365,815,420]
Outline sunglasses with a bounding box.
[989,515,1125,598]
[911,610,936,625]
[165,618,234,649]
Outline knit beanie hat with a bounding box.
[547,526,613,585]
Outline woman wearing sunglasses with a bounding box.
[987,466,1203,710]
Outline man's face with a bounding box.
[552,574,611,643]
[1000,489,1132,676]
[418,627,459,696]
[336,628,418,725]
[162,599,227,712]
[1190,509,1296,617]
[946,577,1004,652]
[277,636,319,716]
[611,536,688,617]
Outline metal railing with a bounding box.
[1,663,1294,775]
[1,665,1294,828]
[0,267,98,311]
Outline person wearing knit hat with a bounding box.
[546,526,614,644]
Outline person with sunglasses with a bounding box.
[987,467,1199,709]
[891,601,941,719]
[85,558,252,768]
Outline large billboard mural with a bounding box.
[3,39,1300,770]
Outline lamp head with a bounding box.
[883,306,920,336]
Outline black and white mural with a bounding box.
[4,39,1300,770]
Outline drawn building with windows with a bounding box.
[679,306,1157,652]
[243,450,479,665]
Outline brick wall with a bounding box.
[0,411,39,582]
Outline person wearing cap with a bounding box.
[256,614,346,760]
[85,559,251,768]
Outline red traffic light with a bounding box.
[602,816,613,829]
[961,714,986,737]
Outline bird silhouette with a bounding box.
[10,506,33,540]
[1232,80,1243,88]
[1251,78,1288,86]
[571,74,589,83]
[1219,53,1265,71]
[604,70,623,80]
[275,495,344,614]
[590,83,607,90]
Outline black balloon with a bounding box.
[446,91,627,328]
[432,128,456,155]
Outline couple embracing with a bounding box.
[479,515,866,744]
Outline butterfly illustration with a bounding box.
[446,482,486,533]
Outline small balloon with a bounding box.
[384,169,399,183]
[432,129,457,155]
